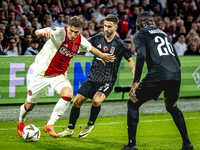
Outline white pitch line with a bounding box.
[0,117,200,131]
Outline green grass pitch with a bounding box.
[0,112,199,150]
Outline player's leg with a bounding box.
[78,92,106,138]
[122,97,143,150]
[89,91,105,125]
[18,73,47,137]
[164,80,193,150]
[44,78,73,138]
[46,86,72,126]
[17,101,37,137]
[57,94,88,138]
[123,80,162,150]
[78,83,113,138]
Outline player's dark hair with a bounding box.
[136,11,153,30]
[105,14,119,25]
[68,16,83,29]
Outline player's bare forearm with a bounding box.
[127,57,135,83]
[35,28,53,39]
[90,46,116,64]
[129,82,139,97]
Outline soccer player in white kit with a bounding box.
[17,16,116,138]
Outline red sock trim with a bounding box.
[24,104,28,111]
[62,96,72,102]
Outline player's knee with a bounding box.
[72,99,82,108]
[166,105,177,113]
[25,101,36,111]
[92,100,101,107]
[164,99,177,108]
[60,87,73,98]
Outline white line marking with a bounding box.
[1,117,200,131]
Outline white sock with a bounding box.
[19,104,29,123]
[47,98,71,125]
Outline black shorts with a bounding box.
[77,80,114,99]
[135,79,180,103]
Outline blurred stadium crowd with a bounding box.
[0,0,199,56]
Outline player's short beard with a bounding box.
[105,30,114,37]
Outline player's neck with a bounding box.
[104,33,115,42]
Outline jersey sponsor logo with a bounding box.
[97,44,101,48]
[59,47,76,57]
[103,46,108,51]
[110,47,115,54]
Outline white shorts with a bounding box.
[27,72,72,103]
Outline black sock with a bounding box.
[88,105,101,126]
[166,105,190,145]
[127,99,141,147]
[68,106,80,129]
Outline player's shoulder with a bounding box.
[114,36,128,48]
[49,26,63,31]
[49,26,65,34]
[133,27,151,38]
[89,33,104,41]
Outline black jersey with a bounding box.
[87,34,132,84]
[133,27,181,82]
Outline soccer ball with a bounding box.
[22,124,41,142]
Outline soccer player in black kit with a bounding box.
[58,14,135,138]
[122,12,193,150]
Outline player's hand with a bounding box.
[101,53,116,65]
[129,82,139,97]
[43,29,53,39]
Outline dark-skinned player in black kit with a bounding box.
[122,12,193,150]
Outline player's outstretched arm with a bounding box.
[35,28,53,39]
[90,46,116,65]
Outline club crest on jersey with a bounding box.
[110,47,115,54]
[104,46,108,51]
[72,45,79,53]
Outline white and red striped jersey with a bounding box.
[33,27,92,77]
